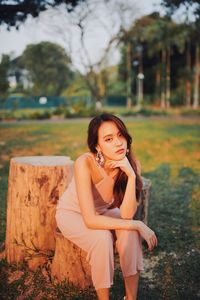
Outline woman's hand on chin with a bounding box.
[106,157,136,178]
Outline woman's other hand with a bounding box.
[137,221,158,251]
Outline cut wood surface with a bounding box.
[5,156,73,270]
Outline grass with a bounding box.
[0,116,200,299]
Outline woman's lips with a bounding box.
[115,149,125,154]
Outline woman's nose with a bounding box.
[115,138,122,145]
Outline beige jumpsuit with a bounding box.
[56,152,144,290]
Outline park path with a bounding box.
[1,115,200,125]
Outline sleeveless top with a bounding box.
[56,152,118,215]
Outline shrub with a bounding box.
[30,110,52,120]
[121,107,168,117]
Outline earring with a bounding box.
[126,149,129,156]
[96,150,105,167]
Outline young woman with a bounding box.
[56,113,158,300]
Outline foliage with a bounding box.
[2,5,200,109]
[0,54,10,99]
[21,42,74,96]
[118,10,200,109]
[161,0,200,20]
[1,106,200,121]
[121,107,169,117]
[61,73,91,97]
[0,0,83,27]
[180,108,200,116]
[169,90,185,107]
[29,110,52,120]
[64,102,96,118]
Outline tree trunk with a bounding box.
[161,48,166,109]
[134,176,151,225]
[193,43,200,109]
[5,156,73,270]
[126,41,132,108]
[166,46,171,109]
[51,229,92,289]
[155,53,161,106]
[186,40,192,107]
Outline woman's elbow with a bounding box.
[120,208,137,220]
[120,213,133,220]
[83,215,96,229]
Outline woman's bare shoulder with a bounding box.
[74,152,92,168]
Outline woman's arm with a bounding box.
[74,155,140,231]
[120,175,138,219]
[75,155,157,251]
[107,158,142,219]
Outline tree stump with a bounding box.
[5,156,73,270]
[134,176,151,225]
[51,229,92,288]
[5,155,151,289]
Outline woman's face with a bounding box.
[96,121,128,161]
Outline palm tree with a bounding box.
[142,14,185,109]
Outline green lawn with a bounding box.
[0,117,200,299]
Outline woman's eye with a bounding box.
[105,138,112,142]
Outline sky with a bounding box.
[0,0,166,73]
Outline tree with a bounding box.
[43,0,139,109]
[145,15,183,109]
[161,0,200,108]
[0,54,10,99]
[0,0,83,27]
[21,42,74,96]
[118,12,194,109]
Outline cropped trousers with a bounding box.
[55,207,144,290]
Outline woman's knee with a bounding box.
[116,230,141,250]
[89,230,114,265]
[94,230,114,247]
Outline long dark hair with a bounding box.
[87,113,143,207]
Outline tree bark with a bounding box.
[161,48,166,109]
[5,156,73,270]
[155,53,161,106]
[126,41,132,108]
[193,43,200,109]
[186,40,192,107]
[134,176,151,225]
[166,46,171,109]
[51,229,92,289]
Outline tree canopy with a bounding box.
[0,0,83,27]
[21,41,74,96]
[161,0,200,20]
